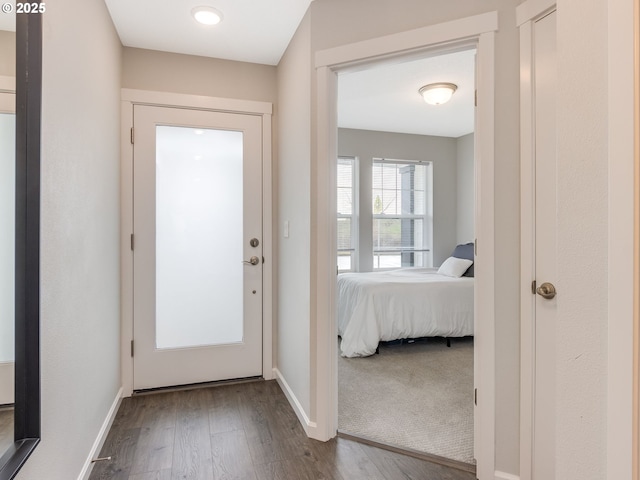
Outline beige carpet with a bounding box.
[338,336,475,465]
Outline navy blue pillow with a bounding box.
[451,243,474,277]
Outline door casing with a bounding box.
[119,89,274,396]
[312,12,498,480]
[518,5,557,479]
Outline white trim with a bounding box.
[0,76,15,92]
[262,113,274,380]
[607,1,635,480]
[120,89,271,115]
[519,7,559,479]
[516,0,556,26]
[495,471,521,480]
[119,89,274,395]
[519,17,535,480]
[77,387,123,480]
[120,100,135,396]
[315,12,498,68]
[474,31,496,480]
[313,65,339,442]
[313,13,498,476]
[273,368,318,436]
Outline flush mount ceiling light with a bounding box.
[419,83,458,105]
[191,6,224,26]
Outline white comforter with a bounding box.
[337,268,474,357]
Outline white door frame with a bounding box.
[517,2,556,479]
[313,13,498,479]
[607,0,637,479]
[119,89,274,396]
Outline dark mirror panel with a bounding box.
[0,11,41,480]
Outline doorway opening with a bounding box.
[334,48,477,470]
[312,12,497,479]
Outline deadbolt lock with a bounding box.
[250,238,260,248]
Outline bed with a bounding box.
[337,244,475,357]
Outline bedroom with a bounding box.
[335,48,477,469]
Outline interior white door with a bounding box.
[132,105,263,390]
[532,10,557,480]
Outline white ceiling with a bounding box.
[104,0,313,66]
[338,49,476,138]
[0,2,475,138]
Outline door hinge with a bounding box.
[474,89,478,107]
[130,234,134,251]
[474,388,477,406]
[130,340,134,357]
[130,127,134,144]
[474,238,478,256]
[531,280,537,295]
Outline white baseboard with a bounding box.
[273,368,318,437]
[77,386,123,480]
[495,471,520,480]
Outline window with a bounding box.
[372,159,432,269]
[337,157,356,271]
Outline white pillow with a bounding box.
[437,256,474,278]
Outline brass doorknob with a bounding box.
[536,282,556,299]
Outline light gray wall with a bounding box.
[273,0,523,475]
[15,0,122,478]
[338,128,458,268]
[121,47,277,103]
[276,11,312,415]
[0,31,15,77]
[456,133,474,243]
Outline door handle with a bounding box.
[536,282,556,300]
[242,256,260,266]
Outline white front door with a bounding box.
[132,105,263,390]
[532,10,557,480]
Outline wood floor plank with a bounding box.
[0,409,13,454]
[128,469,172,480]
[210,430,256,480]
[171,389,214,480]
[129,393,178,475]
[91,380,477,480]
[208,387,244,436]
[90,427,141,480]
[307,437,386,480]
[112,395,148,430]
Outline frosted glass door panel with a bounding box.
[155,126,243,349]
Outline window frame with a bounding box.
[337,156,358,272]
[371,158,432,270]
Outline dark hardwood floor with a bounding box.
[0,408,13,453]
[89,380,476,480]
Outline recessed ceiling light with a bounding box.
[194,129,204,135]
[191,6,223,26]
[419,83,458,105]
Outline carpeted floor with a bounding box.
[338,336,475,465]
